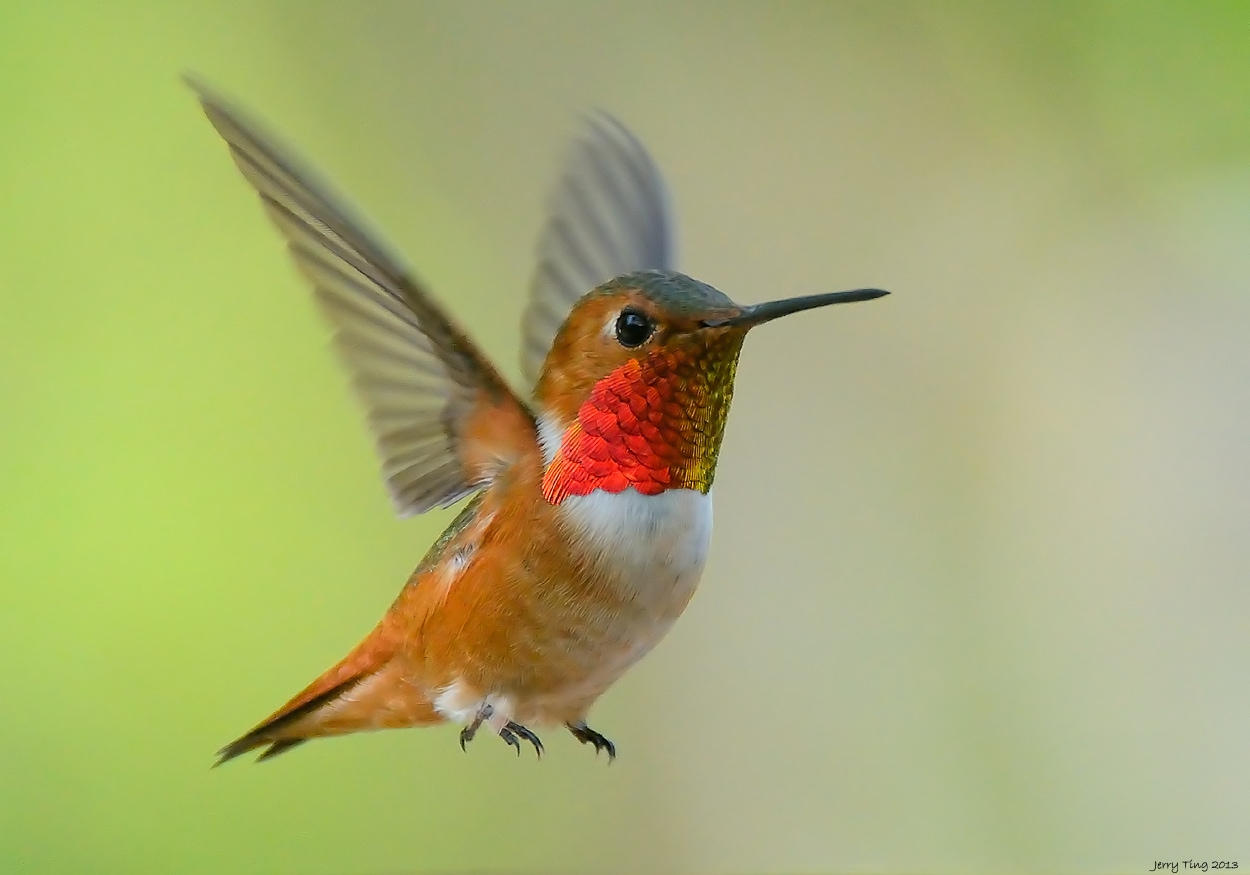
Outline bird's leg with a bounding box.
[566,721,616,761]
[459,703,492,751]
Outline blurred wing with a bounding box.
[521,112,674,388]
[189,77,536,517]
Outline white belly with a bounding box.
[434,487,713,728]
[551,487,714,692]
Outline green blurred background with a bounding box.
[3,2,1248,872]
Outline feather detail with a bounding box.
[187,77,537,516]
[522,113,673,390]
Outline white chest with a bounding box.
[559,487,714,605]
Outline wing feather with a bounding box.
[521,113,674,388]
[188,77,535,516]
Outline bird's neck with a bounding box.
[539,344,743,505]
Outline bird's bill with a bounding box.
[700,288,889,329]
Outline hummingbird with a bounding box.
[190,78,888,765]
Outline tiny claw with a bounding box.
[566,721,616,762]
[498,725,521,756]
[459,708,488,752]
[505,721,544,758]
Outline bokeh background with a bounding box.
[3,2,1248,873]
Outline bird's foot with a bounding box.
[459,707,488,752]
[499,721,544,758]
[459,704,542,758]
[567,721,616,761]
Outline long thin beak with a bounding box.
[701,288,889,329]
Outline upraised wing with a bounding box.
[521,113,674,389]
[189,78,536,516]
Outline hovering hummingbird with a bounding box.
[190,78,887,764]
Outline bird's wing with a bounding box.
[189,78,536,517]
[521,113,674,388]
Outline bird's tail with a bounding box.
[215,636,441,765]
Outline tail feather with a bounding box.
[214,673,368,766]
[255,738,308,762]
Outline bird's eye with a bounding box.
[614,309,655,348]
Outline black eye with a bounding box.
[614,309,655,348]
